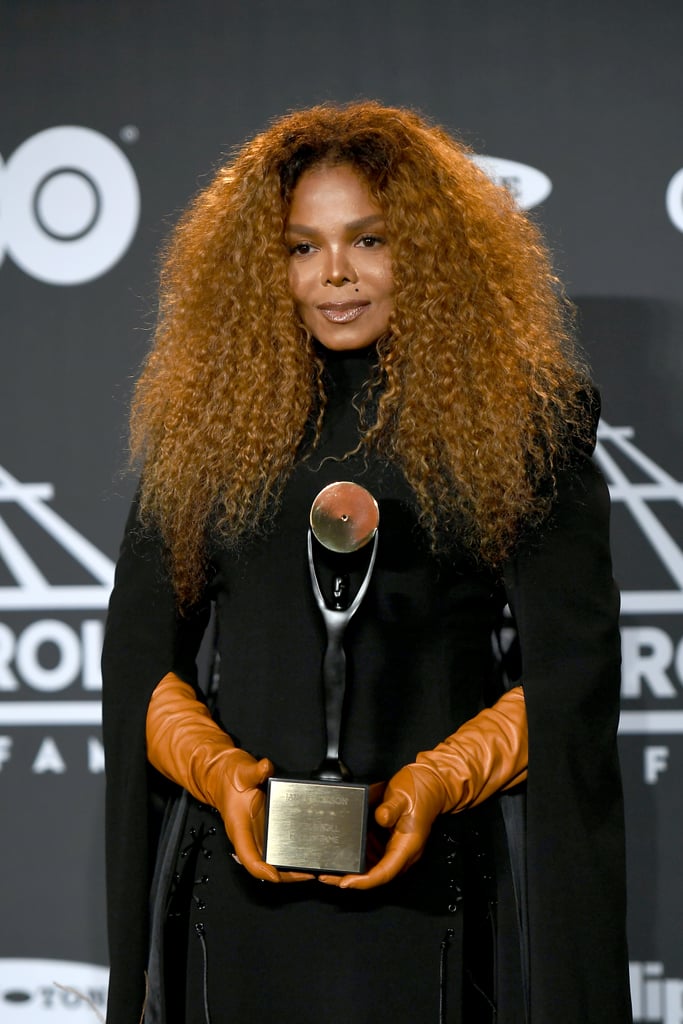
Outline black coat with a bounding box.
[102,359,631,1023]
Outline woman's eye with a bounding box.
[357,234,384,248]
[289,241,314,256]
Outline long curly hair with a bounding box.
[131,101,589,606]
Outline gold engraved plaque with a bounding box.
[264,778,368,874]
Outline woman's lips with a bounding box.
[317,301,370,324]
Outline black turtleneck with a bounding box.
[305,342,379,459]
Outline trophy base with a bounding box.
[264,777,368,874]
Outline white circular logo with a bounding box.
[0,126,140,285]
[472,156,552,210]
[665,168,683,233]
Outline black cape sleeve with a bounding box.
[504,429,632,1020]
[102,497,210,1024]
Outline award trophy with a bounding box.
[263,481,379,874]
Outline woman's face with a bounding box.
[285,163,394,351]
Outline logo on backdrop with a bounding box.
[630,961,683,1024]
[665,168,683,233]
[472,156,552,209]
[0,465,114,773]
[596,421,683,616]
[0,959,108,1021]
[595,423,683,738]
[0,126,140,285]
[576,296,683,776]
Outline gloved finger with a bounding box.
[374,792,409,829]
[319,830,426,890]
[229,822,281,882]
[231,756,274,791]
[226,791,275,877]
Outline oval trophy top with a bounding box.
[310,481,379,554]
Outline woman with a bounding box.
[102,102,632,1023]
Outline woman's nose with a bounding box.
[322,248,358,286]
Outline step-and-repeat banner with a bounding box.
[1,2,682,1019]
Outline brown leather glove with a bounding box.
[413,684,527,811]
[319,686,527,889]
[146,671,312,882]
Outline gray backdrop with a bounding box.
[1,2,682,1019]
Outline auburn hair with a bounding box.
[131,101,589,606]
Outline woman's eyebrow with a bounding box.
[285,214,386,235]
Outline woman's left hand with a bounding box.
[318,762,444,889]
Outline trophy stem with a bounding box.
[307,528,379,784]
[318,625,348,774]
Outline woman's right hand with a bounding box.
[146,672,314,883]
[207,746,314,883]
